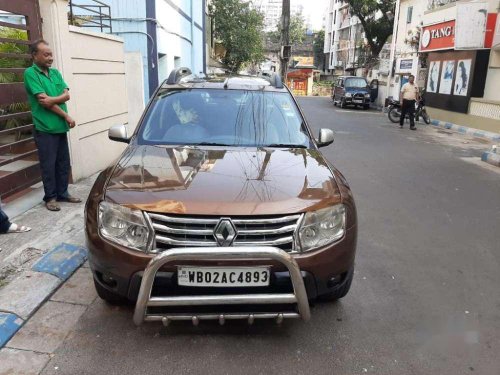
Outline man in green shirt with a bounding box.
[24,40,81,211]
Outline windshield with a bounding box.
[138,89,310,147]
[345,78,368,88]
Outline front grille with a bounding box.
[353,93,365,99]
[147,213,302,252]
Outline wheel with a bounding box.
[340,97,346,109]
[363,105,369,110]
[421,110,431,124]
[93,278,131,306]
[318,268,354,302]
[388,107,401,123]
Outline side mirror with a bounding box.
[108,124,129,143]
[317,128,334,148]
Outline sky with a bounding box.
[292,0,329,30]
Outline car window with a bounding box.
[138,89,310,147]
[338,79,343,87]
[344,78,368,88]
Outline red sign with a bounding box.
[420,15,498,52]
[484,13,498,48]
[420,20,455,52]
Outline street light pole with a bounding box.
[280,0,290,82]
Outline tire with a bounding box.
[93,278,131,306]
[318,268,354,302]
[363,105,369,110]
[421,110,431,124]
[388,107,401,123]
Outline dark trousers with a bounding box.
[400,99,416,127]
[0,207,11,233]
[34,130,70,202]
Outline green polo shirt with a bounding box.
[24,64,69,134]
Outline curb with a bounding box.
[0,243,87,348]
[430,119,500,142]
[481,151,500,167]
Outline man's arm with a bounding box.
[37,89,70,107]
[36,94,75,128]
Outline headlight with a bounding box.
[98,201,151,252]
[365,93,370,98]
[345,92,352,98]
[297,204,346,252]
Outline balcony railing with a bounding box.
[68,0,112,33]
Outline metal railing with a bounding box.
[68,0,112,33]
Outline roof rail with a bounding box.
[259,71,284,89]
[167,67,192,84]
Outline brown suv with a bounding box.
[85,68,357,326]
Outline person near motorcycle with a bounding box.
[399,75,419,130]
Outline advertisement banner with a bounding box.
[426,60,441,93]
[453,59,471,96]
[439,60,455,94]
[420,21,455,52]
[455,1,488,49]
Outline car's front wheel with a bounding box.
[317,267,354,302]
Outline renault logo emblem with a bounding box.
[214,218,237,246]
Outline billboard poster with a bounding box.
[455,2,488,49]
[426,60,441,93]
[454,59,472,96]
[439,60,455,94]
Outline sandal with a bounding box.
[7,223,31,233]
[57,195,81,203]
[46,200,61,211]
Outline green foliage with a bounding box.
[267,13,307,45]
[0,27,31,133]
[347,0,395,60]
[209,0,265,72]
[313,30,325,70]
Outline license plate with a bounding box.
[177,266,270,287]
[353,99,363,103]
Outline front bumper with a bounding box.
[88,225,357,302]
[344,96,370,105]
[132,247,311,325]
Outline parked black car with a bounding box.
[332,76,371,110]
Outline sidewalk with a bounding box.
[0,175,97,364]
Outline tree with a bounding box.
[313,30,325,70]
[209,0,265,72]
[347,0,395,62]
[268,13,307,46]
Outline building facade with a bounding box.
[253,0,304,32]
[323,0,364,74]
[386,0,500,134]
[102,0,206,99]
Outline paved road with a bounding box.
[42,97,500,375]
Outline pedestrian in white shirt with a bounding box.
[399,75,420,130]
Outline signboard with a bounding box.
[395,57,418,74]
[420,16,497,52]
[494,15,500,49]
[455,2,488,49]
[420,20,455,52]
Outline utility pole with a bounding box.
[280,0,290,82]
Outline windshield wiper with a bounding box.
[263,143,308,149]
[190,142,232,147]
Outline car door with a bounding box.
[335,78,344,101]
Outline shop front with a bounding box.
[419,3,500,133]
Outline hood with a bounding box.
[105,145,341,215]
[345,86,369,94]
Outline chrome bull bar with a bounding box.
[133,247,311,326]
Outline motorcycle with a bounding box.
[388,98,431,125]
